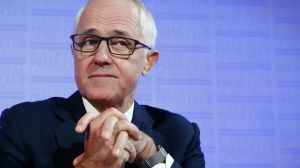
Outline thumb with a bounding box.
[73,153,84,166]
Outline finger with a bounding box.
[134,131,157,160]
[116,120,141,141]
[87,108,128,137]
[101,115,119,140]
[124,139,137,163]
[95,107,128,126]
[134,131,150,153]
[73,153,84,166]
[112,131,128,158]
[122,151,130,165]
[75,112,98,133]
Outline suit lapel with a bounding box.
[126,103,167,168]
[52,91,85,166]
[132,102,165,146]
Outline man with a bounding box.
[0,0,205,167]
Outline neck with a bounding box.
[91,98,134,113]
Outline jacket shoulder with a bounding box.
[141,105,204,166]
[144,105,192,123]
[142,105,195,133]
[3,96,68,117]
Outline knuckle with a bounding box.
[88,120,98,132]
[101,108,114,116]
[117,120,127,128]
[107,107,118,114]
[111,115,119,123]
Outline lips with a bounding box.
[89,74,116,78]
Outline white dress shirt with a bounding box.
[82,97,134,121]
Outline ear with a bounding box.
[142,50,159,76]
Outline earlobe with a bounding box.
[142,50,159,76]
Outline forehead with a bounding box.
[76,0,142,38]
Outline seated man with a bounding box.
[0,0,205,167]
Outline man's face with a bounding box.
[72,0,157,111]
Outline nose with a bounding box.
[94,40,111,65]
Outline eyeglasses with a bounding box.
[70,34,152,58]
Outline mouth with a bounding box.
[89,74,117,78]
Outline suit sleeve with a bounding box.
[170,123,205,168]
[0,109,30,167]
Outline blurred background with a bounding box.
[0,0,300,167]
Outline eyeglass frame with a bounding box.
[70,33,152,57]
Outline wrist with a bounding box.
[137,145,168,168]
[136,135,157,160]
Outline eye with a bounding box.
[110,38,130,48]
[81,38,99,47]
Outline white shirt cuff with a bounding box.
[152,154,174,168]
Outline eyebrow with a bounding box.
[80,29,132,38]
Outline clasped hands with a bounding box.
[73,108,157,168]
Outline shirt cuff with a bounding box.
[152,154,174,168]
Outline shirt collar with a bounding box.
[82,97,134,122]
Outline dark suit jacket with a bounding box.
[0,91,205,167]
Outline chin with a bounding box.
[83,88,117,104]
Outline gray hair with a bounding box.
[74,0,158,48]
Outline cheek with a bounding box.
[131,55,146,72]
[74,59,88,83]
[122,58,144,77]
[121,59,145,87]
[75,56,91,72]
[74,62,83,88]
[74,61,81,77]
